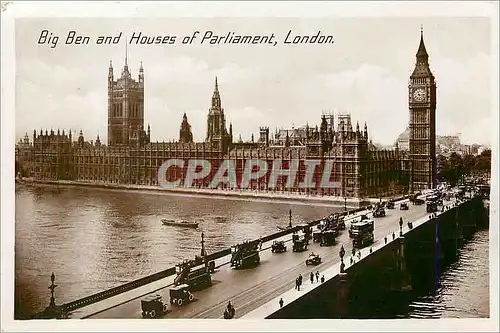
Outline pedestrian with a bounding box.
[315,271,320,283]
[310,272,314,284]
[321,275,325,283]
[358,251,361,259]
[295,277,299,290]
[351,247,355,257]
[279,298,284,308]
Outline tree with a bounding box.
[463,154,476,175]
[437,154,449,182]
[437,149,491,185]
[475,149,491,174]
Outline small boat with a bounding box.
[161,219,199,229]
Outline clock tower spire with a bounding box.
[408,26,437,192]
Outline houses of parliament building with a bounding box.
[15,30,437,199]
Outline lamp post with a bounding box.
[200,232,207,257]
[339,245,346,273]
[344,197,347,212]
[48,272,57,309]
[399,217,403,236]
[289,209,292,228]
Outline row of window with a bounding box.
[111,103,141,118]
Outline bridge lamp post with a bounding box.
[339,245,346,273]
[344,197,347,212]
[399,217,403,237]
[48,272,57,309]
[200,232,207,257]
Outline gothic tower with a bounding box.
[408,27,437,191]
[206,77,230,151]
[107,48,145,146]
[179,113,194,143]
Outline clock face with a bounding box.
[413,88,426,102]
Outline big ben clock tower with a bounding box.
[408,27,437,192]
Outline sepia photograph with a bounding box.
[2,1,498,332]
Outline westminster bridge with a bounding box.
[31,189,488,320]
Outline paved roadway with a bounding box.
[89,196,448,319]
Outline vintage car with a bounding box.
[413,198,425,205]
[386,201,395,209]
[305,253,322,265]
[373,208,386,217]
[141,294,169,318]
[292,232,309,252]
[271,240,287,253]
[400,202,409,210]
[169,284,194,306]
[312,227,323,243]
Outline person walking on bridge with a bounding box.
[310,272,314,284]
[315,271,320,283]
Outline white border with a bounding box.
[1,1,499,332]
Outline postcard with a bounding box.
[1,1,498,332]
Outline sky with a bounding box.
[15,17,493,146]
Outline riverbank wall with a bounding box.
[17,178,391,207]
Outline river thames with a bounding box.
[14,185,490,319]
[14,184,340,318]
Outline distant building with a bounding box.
[396,127,410,151]
[17,29,442,198]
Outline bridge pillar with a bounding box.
[334,272,349,319]
[390,236,412,292]
[398,236,412,292]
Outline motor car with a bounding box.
[271,240,286,253]
[305,253,322,265]
[141,294,169,318]
[169,284,194,306]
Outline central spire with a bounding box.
[125,39,128,67]
[211,76,221,110]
